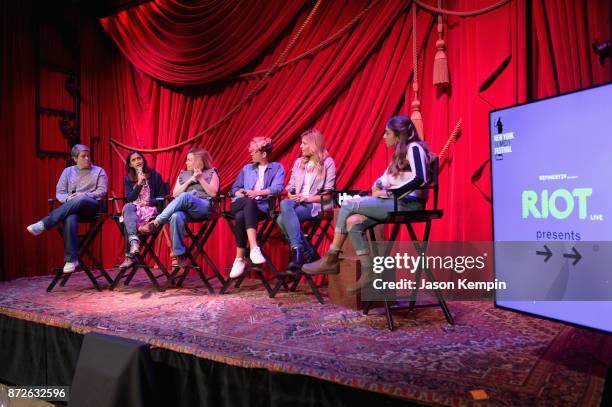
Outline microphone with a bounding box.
[136,166,147,186]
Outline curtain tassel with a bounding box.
[433,38,449,86]
[433,10,449,87]
[410,99,424,139]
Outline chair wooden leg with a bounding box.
[82,265,103,291]
[194,267,215,294]
[363,300,373,315]
[384,300,394,331]
[59,273,71,287]
[305,276,324,304]
[220,276,236,294]
[46,269,67,292]
[142,265,165,292]
[110,267,129,291]
[162,267,182,290]
[258,270,275,297]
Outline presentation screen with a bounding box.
[489,82,612,333]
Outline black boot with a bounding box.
[288,246,304,272]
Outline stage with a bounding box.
[0,271,610,406]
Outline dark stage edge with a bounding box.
[0,314,425,407]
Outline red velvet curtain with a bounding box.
[531,0,611,96]
[1,0,610,280]
[101,0,420,270]
[100,0,307,85]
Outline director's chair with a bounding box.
[164,197,225,293]
[219,195,286,296]
[361,158,453,330]
[108,190,172,292]
[46,198,113,292]
[270,194,335,304]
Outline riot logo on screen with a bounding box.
[522,188,592,219]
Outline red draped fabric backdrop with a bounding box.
[1,0,610,280]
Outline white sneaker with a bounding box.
[229,258,246,278]
[63,260,79,273]
[249,246,266,265]
[27,221,45,236]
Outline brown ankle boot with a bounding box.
[302,250,340,275]
[346,265,376,294]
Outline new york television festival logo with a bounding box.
[493,117,513,160]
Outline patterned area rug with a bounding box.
[0,272,610,406]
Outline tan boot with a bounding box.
[347,265,376,294]
[302,250,340,275]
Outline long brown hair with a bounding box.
[126,151,152,182]
[386,115,433,177]
[299,129,329,175]
[187,147,214,170]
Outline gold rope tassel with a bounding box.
[411,2,424,139]
[411,97,424,139]
[433,0,449,86]
[433,37,449,85]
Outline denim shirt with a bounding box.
[230,162,285,212]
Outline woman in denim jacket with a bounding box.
[228,137,285,278]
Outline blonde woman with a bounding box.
[277,130,336,272]
[141,147,219,268]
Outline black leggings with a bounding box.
[230,197,266,248]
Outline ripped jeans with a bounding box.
[334,197,423,255]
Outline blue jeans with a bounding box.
[155,192,211,256]
[123,203,140,238]
[335,197,423,255]
[122,203,140,254]
[276,199,316,257]
[41,196,100,262]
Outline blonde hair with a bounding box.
[299,129,329,174]
[187,147,214,170]
[249,137,273,155]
